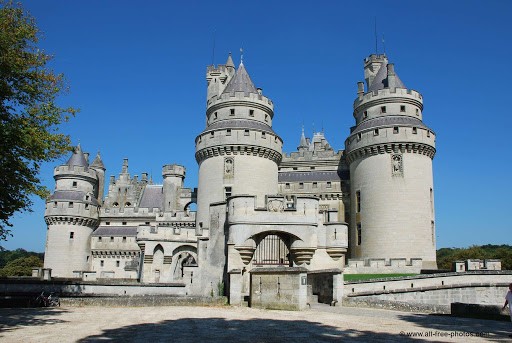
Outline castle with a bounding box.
[43,52,437,300]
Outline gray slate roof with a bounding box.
[138,185,164,209]
[222,63,258,95]
[90,152,105,169]
[278,171,344,182]
[66,144,89,168]
[50,190,99,206]
[206,119,275,133]
[368,61,405,92]
[92,226,138,236]
[351,116,429,135]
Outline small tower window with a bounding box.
[214,112,218,120]
[98,237,102,242]
[224,186,232,200]
[381,106,386,113]
[400,105,406,112]
[313,182,318,188]
[363,111,368,119]
[356,191,361,213]
[53,202,57,208]
[261,132,266,139]
[427,130,431,137]
[310,167,315,170]
[230,109,235,116]
[416,109,419,116]
[72,181,77,188]
[299,183,304,189]
[357,224,362,245]
[105,222,110,225]
[113,202,119,207]
[85,204,89,209]
[412,127,418,134]
[327,182,332,188]
[145,222,150,225]
[374,129,379,136]
[68,202,74,208]
[125,202,131,207]
[69,232,74,239]
[226,129,231,136]
[357,133,362,141]
[265,114,269,122]
[210,131,214,138]
[122,237,127,242]
[110,236,114,242]
[116,261,120,267]
[122,222,127,225]
[393,127,399,134]
[285,183,290,189]
[100,260,104,267]
[244,130,249,136]
[249,109,254,117]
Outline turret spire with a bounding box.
[66,144,89,168]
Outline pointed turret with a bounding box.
[90,152,106,205]
[298,126,308,151]
[90,151,105,170]
[367,59,405,92]
[226,52,235,69]
[66,144,89,168]
[222,63,258,95]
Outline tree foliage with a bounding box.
[0,1,77,240]
[437,244,512,270]
[0,248,43,276]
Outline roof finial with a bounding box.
[240,47,244,65]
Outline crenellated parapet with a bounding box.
[196,143,282,164]
[44,216,99,227]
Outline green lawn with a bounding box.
[344,273,417,282]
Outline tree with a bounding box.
[0,255,43,277]
[0,1,77,240]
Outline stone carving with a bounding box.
[391,154,403,176]
[267,199,284,212]
[224,157,234,176]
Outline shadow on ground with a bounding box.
[77,317,434,343]
[397,313,512,341]
[0,308,69,335]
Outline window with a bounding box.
[374,129,379,136]
[53,202,57,208]
[265,114,268,122]
[226,129,231,136]
[357,133,362,141]
[381,106,386,113]
[113,202,119,207]
[412,127,417,134]
[100,260,104,267]
[357,224,362,245]
[98,237,102,242]
[116,261,120,267]
[285,183,290,189]
[214,112,217,119]
[69,232,74,239]
[72,181,77,188]
[326,181,332,188]
[230,109,235,116]
[122,237,127,242]
[356,191,361,213]
[310,167,315,170]
[313,182,318,188]
[106,222,110,225]
[244,130,249,136]
[110,236,114,242]
[363,111,368,119]
[427,130,431,137]
[393,127,399,134]
[85,204,89,209]
[299,183,304,189]
[416,108,419,116]
[261,132,266,138]
[122,221,127,225]
[249,109,254,117]
[400,105,406,112]
[430,188,434,216]
[210,131,214,138]
[145,222,150,225]
[68,202,74,208]
[85,195,90,200]
[224,186,232,200]
[293,167,298,170]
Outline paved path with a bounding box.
[0,304,510,342]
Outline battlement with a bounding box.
[364,54,387,65]
[207,91,273,112]
[54,165,97,180]
[345,258,423,274]
[162,164,186,178]
[206,64,231,75]
[354,87,422,110]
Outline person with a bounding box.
[502,283,512,337]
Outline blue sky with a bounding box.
[3,0,511,252]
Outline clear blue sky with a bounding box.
[3,0,511,252]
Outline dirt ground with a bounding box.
[0,304,510,342]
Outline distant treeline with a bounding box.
[437,244,512,270]
[0,248,43,277]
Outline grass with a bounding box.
[344,273,417,282]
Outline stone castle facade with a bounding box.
[43,52,437,299]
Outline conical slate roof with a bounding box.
[66,144,88,168]
[298,127,308,149]
[226,53,235,68]
[222,63,258,95]
[368,61,405,92]
[90,152,105,170]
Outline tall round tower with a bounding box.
[195,55,283,230]
[44,145,100,277]
[345,54,437,269]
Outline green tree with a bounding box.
[0,255,42,277]
[0,1,77,240]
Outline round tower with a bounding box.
[44,145,100,277]
[345,54,437,269]
[195,55,283,229]
[162,164,186,212]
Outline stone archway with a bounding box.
[253,232,292,267]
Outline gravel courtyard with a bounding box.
[0,304,510,342]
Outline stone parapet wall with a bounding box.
[345,258,422,274]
